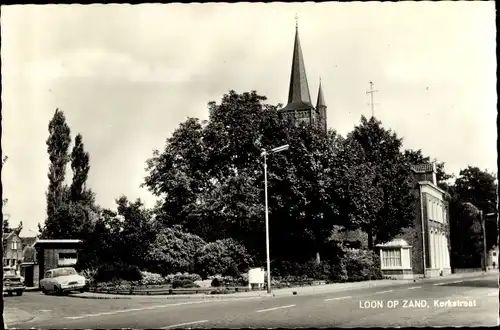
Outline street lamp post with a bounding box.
[261,144,289,294]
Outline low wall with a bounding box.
[452,268,483,274]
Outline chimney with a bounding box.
[410,163,438,186]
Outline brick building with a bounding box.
[379,163,451,279]
[3,232,23,271]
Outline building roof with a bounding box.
[3,232,16,240]
[34,239,82,246]
[283,25,313,111]
[411,163,435,173]
[281,101,314,112]
[376,238,411,248]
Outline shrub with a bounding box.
[80,268,98,285]
[329,260,348,282]
[208,274,244,287]
[172,279,199,289]
[164,272,202,284]
[210,288,231,295]
[342,249,382,282]
[146,226,206,276]
[211,277,221,287]
[94,264,142,283]
[194,239,252,278]
[139,271,168,286]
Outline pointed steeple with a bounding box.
[316,78,326,109]
[316,78,327,133]
[282,20,313,111]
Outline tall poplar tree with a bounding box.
[43,109,72,238]
[70,133,91,202]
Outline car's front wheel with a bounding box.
[54,285,63,295]
[16,291,23,296]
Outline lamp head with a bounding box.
[270,144,290,154]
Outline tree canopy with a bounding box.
[143,91,423,265]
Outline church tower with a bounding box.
[280,20,328,133]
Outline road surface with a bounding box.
[6,273,498,328]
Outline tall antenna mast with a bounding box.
[366,81,378,118]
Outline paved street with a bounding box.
[6,273,498,328]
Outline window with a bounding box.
[52,268,77,278]
[493,252,497,257]
[58,252,77,266]
[382,249,402,268]
[11,241,18,250]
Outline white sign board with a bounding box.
[248,267,265,284]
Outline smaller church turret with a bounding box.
[316,79,327,133]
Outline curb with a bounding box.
[67,293,265,300]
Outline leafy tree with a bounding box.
[144,91,399,266]
[449,201,483,268]
[144,117,209,231]
[146,225,206,275]
[42,200,86,239]
[143,91,277,255]
[1,220,23,236]
[77,208,122,270]
[13,221,23,236]
[452,166,497,252]
[347,116,416,249]
[2,218,10,234]
[43,109,72,238]
[114,196,157,270]
[454,166,497,214]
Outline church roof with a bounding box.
[316,79,326,109]
[281,101,314,112]
[284,25,313,111]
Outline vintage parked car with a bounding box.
[39,267,87,295]
[3,266,26,296]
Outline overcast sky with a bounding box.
[1,2,497,232]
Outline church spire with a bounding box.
[283,17,313,110]
[316,78,328,133]
[316,78,326,109]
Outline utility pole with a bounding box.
[366,81,378,118]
